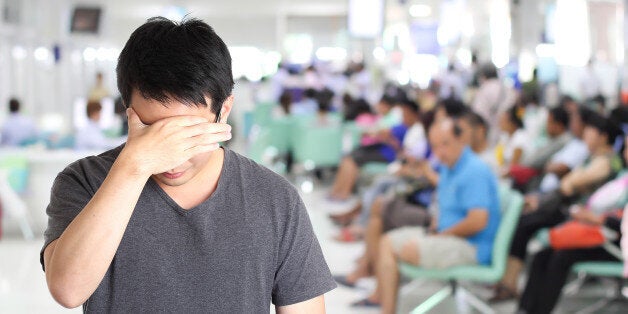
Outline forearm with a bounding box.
[440,216,485,238]
[561,160,609,195]
[545,163,571,177]
[45,154,149,307]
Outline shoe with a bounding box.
[333,275,356,288]
[488,284,518,303]
[350,298,380,308]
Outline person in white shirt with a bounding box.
[472,63,514,144]
[498,106,531,170]
[579,60,601,102]
[75,100,125,151]
[438,64,465,101]
[1,98,38,146]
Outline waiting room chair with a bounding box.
[0,163,34,240]
[563,243,625,314]
[398,184,524,314]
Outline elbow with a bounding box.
[50,289,85,309]
[47,275,87,309]
[471,218,489,234]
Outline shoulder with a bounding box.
[460,152,496,182]
[57,145,123,190]
[225,148,301,202]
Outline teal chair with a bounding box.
[267,117,295,154]
[563,243,625,313]
[0,155,34,239]
[398,185,524,314]
[291,125,343,169]
[252,102,276,127]
[0,156,29,194]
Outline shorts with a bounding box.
[382,197,431,232]
[387,226,477,269]
[350,144,388,166]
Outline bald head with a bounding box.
[429,119,466,167]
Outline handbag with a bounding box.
[549,221,605,249]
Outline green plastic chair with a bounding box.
[267,117,295,154]
[563,243,625,313]
[0,156,29,194]
[291,125,343,169]
[398,184,524,314]
[252,102,276,127]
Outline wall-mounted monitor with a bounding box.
[70,7,101,34]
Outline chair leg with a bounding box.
[399,278,426,299]
[410,285,453,314]
[456,286,495,314]
[564,272,587,296]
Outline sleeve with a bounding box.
[39,170,93,271]
[459,167,493,213]
[272,196,337,306]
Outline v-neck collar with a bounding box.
[147,147,230,216]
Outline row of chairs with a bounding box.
[0,155,34,240]
[399,185,625,313]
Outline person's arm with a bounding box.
[545,162,571,177]
[276,295,326,314]
[560,157,611,196]
[438,209,488,237]
[43,108,231,308]
[510,147,523,166]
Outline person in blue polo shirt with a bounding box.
[350,118,500,313]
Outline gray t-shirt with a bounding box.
[41,146,336,313]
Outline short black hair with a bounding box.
[437,98,468,118]
[398,99,420,115]
[549,106,570,128]
[8,98,19,113]
[480,63,498,79]
[506,106,524,129]
[461,110,488,131]
[116,17,234,114]
[582,110,623,145]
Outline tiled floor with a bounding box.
[1,173,626,313]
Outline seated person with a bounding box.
[327,101,413,201]
[517,138,628,313]
[331,109,495,242]
[537,106,590,193]
[75,100,126,151]
[340,119,500,313]
[491,110,624,302]
[497,105,532,173]
[510,106,572,189]
[1,98,38,146]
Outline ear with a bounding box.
[218,95,234,123]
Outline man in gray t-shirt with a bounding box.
[41,17,335,313]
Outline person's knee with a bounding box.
[398,240,420,265]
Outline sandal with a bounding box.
[350,298,380,308]
[333,275,356,288]
[488,284,518,303]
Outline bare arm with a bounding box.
[545,162,571,177]
[560,157,610,196]
[276,295,326,314]
[43,109,231,308]
[439,209,488,237]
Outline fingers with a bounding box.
[180,122,232,139]
[126,108,147,132]
[184,129,232,150]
